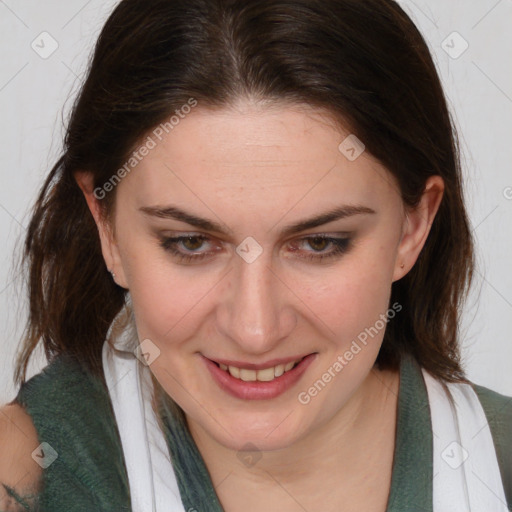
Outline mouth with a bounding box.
[202,353,317,400]
[213,356,305,382]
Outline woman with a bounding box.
[1,0,510,510]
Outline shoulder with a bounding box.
[15,354,118,441]
[17,353,104,405]
[15,353,120,452]
[471,382,512,508]
[9,354,131,509]
[0,355,101,487]
[0,403,42,508]
[471,382,512,433]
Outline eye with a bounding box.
[158,233,352,264]
[159,234,216,263]
[290,235,351,262]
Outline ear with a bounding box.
[74,171,129,289]
[392,175,444,282]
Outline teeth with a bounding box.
[220,359,302,382]
[274,364,285,377]
[228,366,240,378]
[239,369,257,382]
[256,367,275,382]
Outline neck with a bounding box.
[187,366,400,495]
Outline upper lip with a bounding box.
[205,353,313,370]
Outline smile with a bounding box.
[202,353,317,400]
[217,358,303,382]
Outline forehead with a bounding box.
[119,102,400,214]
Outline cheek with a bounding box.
[293,254,397,423]
[302,244,396,346]
[116,234,194,337]
[128,264,214,343]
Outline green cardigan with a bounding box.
[3,353,512,511]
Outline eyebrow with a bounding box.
[139,204,376,237]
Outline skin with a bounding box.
[0,405,42,508]
[74,99,444,511]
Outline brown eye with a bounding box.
[290,235,352,262]
[181,236,206,251]
[159,234,215,263]
[307,237,330,251]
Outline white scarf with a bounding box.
[423,371,508,511]
[102,299,508,511]
[102,297,185,512]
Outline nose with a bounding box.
[215,252,296,356]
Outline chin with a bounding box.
[198,407,311,452]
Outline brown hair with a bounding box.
[15,0,474,385]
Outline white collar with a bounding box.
[422,369,508,511]
[102,295,185,512]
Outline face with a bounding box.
[80,100,441,452]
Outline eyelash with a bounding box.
[158,234,351,264]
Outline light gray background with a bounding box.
[1,0,511,403]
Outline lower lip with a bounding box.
[203,354,316,400]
